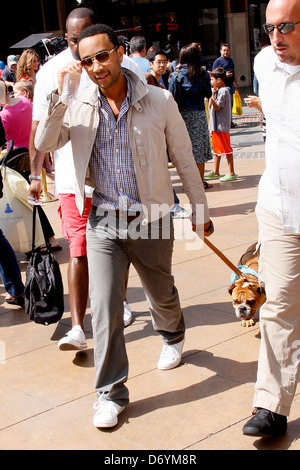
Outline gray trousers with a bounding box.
[87,208,185,405]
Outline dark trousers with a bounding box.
[0,229,24,296]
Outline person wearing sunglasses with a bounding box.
[34,23,213,429]
[29,9,148,354]
[242,0,300,439]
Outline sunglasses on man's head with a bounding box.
[263,20,300,35]
[81,46,118,68]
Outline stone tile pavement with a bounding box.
[0,101,299,452]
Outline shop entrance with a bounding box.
[100,0,225,66]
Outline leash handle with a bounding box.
[204,237,242,278]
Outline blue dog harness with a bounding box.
[231,265,259,284]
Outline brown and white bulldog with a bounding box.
[228,243,266,327]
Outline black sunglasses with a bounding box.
[81,46,118,68]
[263,20,300,35]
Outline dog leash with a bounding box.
[204,237,242,278]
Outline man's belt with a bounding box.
[92,206,142,222]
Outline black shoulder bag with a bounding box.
[25,205,64,325]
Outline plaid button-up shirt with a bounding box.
[89,82,141,211]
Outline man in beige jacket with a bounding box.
[33,23,213,429]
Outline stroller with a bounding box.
[0,141,55,254]
[0,140,30,182]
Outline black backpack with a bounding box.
[25,205,64,325]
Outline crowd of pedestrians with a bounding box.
[1,0,300,441]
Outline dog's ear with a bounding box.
[257,281,266,295]
[228,284,235,295]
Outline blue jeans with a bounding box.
[0,229,24,296]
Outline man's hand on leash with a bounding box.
[192,219,214,238]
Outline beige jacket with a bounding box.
[35,68,209,224]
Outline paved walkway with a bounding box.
[1,99,300,451]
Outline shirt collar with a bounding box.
[270,47,300,75]
[97,75,131,108]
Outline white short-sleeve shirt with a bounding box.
[254,46,300,233]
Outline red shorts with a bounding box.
[211,131,233,156]
[58,194,92,258]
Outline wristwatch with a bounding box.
[29,175,42,181]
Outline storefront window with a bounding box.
[198,8,219,59]
[248,2,268,82]
[114,15,142,36]
[147,11,180,54]
[99,0,223,64]
[249,2,268,53]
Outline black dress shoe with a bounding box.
[243,408,287,437]
[6,295,25,308]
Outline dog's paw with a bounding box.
[241,319,255,327]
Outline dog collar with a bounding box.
[231,265,259,284]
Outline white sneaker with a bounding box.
[171,204,192,219]
[58,325,87,351]
[123,301,132,327]
[157,339,184,370]
[93,395,125,428]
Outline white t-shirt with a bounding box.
[33,48,146,195]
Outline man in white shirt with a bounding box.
[29,8,146,351]
[243,0,300,438]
